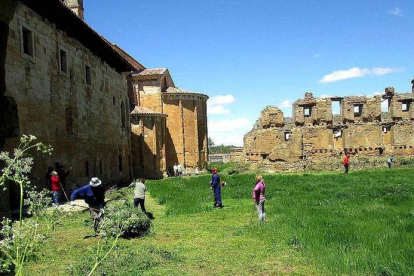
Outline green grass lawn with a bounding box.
[26,168,414,275]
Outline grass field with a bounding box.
[26,168,414,275]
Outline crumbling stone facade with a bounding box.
[245,83,414,171]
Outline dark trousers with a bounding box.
[344,164,349,174]
[387,162,392,169]
[133,198,147,213]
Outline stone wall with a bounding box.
[245,85,414,172]
[131,114,166,179]
[4,3,132,195]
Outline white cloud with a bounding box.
[320,94,333,98]
[209,118,251,132]
[208,105,231,115]
[389,7,402,16]
[320,67,402,83]
[207,94,236,115]
[313,53,321,58]
[208,95,235,106]
[359,91,382,98]
[277,100,292,108]
[208,118,252,146]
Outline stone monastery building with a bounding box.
[0,0,208,217]
[245,83,414,172]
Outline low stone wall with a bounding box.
[209,154,230,163]
[252,156,414,173]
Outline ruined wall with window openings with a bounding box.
[244,83,414,171]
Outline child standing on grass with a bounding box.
[211,167,223,208]
[253,175,266,222]
[343,153,351,173]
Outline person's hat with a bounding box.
[89,177,102,187]
[51,171,58,176]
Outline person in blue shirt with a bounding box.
[70,177,105,234]
[211,167,223,208]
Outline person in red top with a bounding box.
[50,171,62,205]
[343,153,351,174]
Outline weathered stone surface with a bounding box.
[258,106,284,128]
[245,84,414,172]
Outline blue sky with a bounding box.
[86,0,414,146]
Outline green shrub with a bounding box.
[100,201,151,238]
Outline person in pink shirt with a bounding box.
[252,175,266,222]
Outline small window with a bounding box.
[60,49,67,73]
[21,26,34,57]
[113,97,116,105]
[85,65,91,85]
[402,102,410,112]
[304,107,311,117]
[334,130,342,138]
[354,105,362,117]
[118,155,123,172]
[85,161,89,177]
[383,126,391,133]
[284,132,291,141]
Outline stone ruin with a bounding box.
[244,81,414,172]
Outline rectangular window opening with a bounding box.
[402,102,410,112]
[60,49,67,73]
[334,130,342,138]
[332,101,341,115]
[284,132,291,141]
[22,26,34,57]
[304,107,311,117]
[85,65,91,85]
[354,104,362,117]
[381,99,390,112]
[383,126,391,133]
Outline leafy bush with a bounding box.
[100,201,151,238]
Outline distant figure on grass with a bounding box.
[173,164,178,177]
[70,177,105,234]
[129,178,150,216]
[50,171,62,206]
[253,175,266,222]
[387,155,395,169]
[211,167,223,208]
[343,153,351,174]
[177,163,183,176]
[195,167,200,176]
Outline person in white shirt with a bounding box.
[177,163,182,176]
[173,164,178,177]
[129,178,147,214]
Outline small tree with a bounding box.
[208,137,215,152]
[0,135,53,276]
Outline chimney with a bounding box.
[65,0,84,20]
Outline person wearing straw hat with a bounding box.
[50,171,61,206]
[70,177,105,234]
